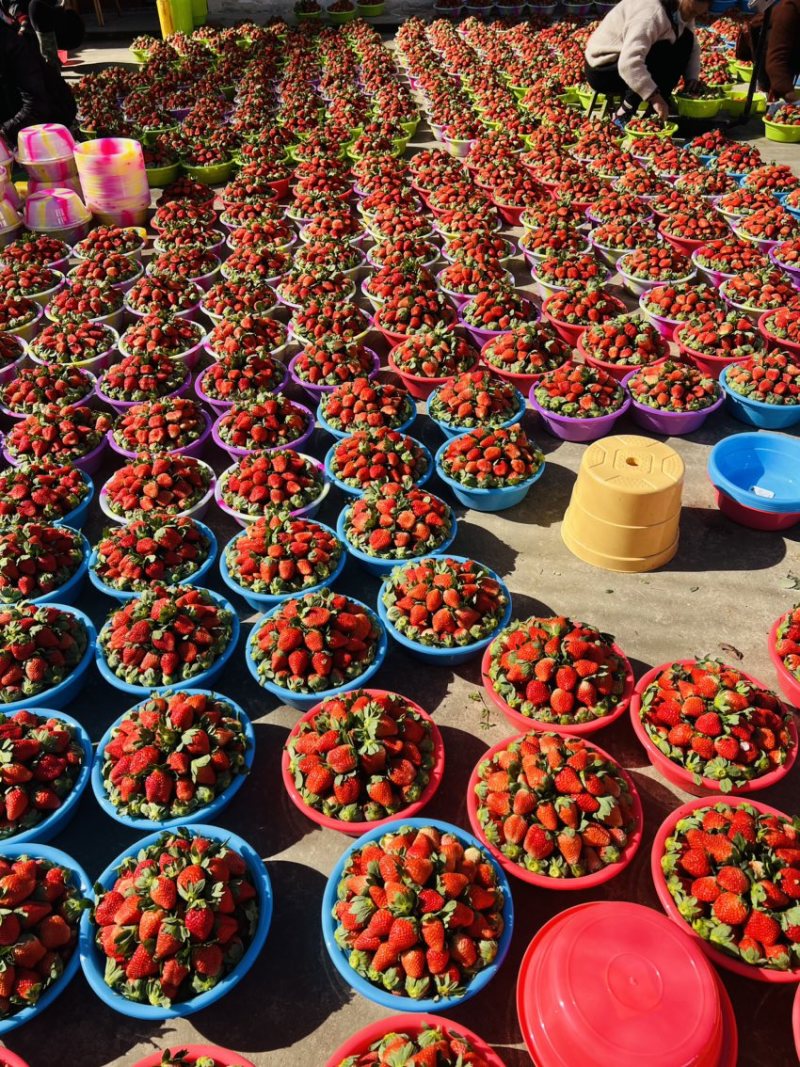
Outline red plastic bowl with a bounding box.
[542,293,626,347]
[132,1047,256,1067]
[481,643,635,737]
[651,795,800,983]
[674,326,749,380]
[479,338,548,392]
[466,731,643,890]
[0,1053,30,1067]
[630,658,798,796]
[657,223,708,257]
[768,610,800,706]
[281,689,445,836]
[387,352,478,400]
[758,310,800,358]
[372,309,456,349]
[324,1013,507,1067]
[714,486,799,530]
[794,986,800,1060]
[576,333,669,383]
[493,199,526,227]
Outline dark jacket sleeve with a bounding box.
[0,28,53,143]
[766,0,800,99]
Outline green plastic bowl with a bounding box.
[625,122,678,140]
[181,160,234,185]
[130,48,150,64]
[725,86,767,117]
[296,9,322,18]
[356,1,385,13]
[674,95,724,119]
[764,119,800,144]
[145,162,180,188]
[327,6,356,19]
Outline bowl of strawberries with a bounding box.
[0,523,89,607]
[541,288,627,347]
[616,246,696,297]
[246,588,387,711]
[211,398,316,460]
[720,351,800,429]
[317,378,416,440]
[324,1015,504,1067]
[132,1047,255,1067]
[639,281,725,341]
[630,657,797,796]
[426,370,526,441]
[0,461,93,530]
[282,689,445,835]
[576,314,669,382]
[480,322,572,393]
[458,286,537,350]
[759,307,800,359]
[388,330,479,401]
[108,397,212,462]
[216,451,331,526]
[435,425,545,513]
[80,825,272,1018]
[100,455,216,526]
[676,311,766,378]
[623,362,724,435]
[530,363,630,443]
[324,429,433,499]
[769,603,800,706]
[321,818,513,1011]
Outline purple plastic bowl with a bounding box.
[621,370,725,436]
[286,348,380,406]
[0,347,28,387]
[690,250,737,289]
[528,387,631,443]
[4,435,106,475]
[120,334,207,373]
[210,401,315,460]
[769,246,800,289]
[213,454,330,527]
[95,372,191,415]
[0,371,96,420]
[107,408,212,461]
[194,360,289,415]
[458,300,538,350]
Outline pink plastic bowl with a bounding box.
[324,1015,506,1067]
[387,351,479,401]
[758,310,800,358]
[674,327,751,380]
[651,795,800,983]
[132,1046,255,1067]
[542,293,626,347]
[630,658,798,796]
[466,730,643,889]
[576,333,669,384]
[658,223,709,257]
[281,689,445,837]
[768,610,800,706]
[480,643,635,737]
[714,487,800,530]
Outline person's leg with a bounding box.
[28,0,59,64]
[645,31,695,98]
[584,58,628,96]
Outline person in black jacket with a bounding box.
[0,18,76,144]
[1,0,84,64]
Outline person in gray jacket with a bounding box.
[584,0,711,119]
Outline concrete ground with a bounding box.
[4,34,800,1067]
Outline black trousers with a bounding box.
[585,30,695,109]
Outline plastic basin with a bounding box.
[282,690,445,836]
[287,348,379,406]
[131,1048,255,1067]
[335,505,457,578]
[707,430,800,517]
[769,609,800,706]
[79,823,273,1018]
[434,436,545,512]
[195,361,288,415]
[529,387,631,444]
[377,555,512,667]
[321,817,514,1013]
[323,438,432,498]
[758,310,800,358]
[630,659,797,795]
[481,642,635,737]
[91,690,255,831]
[324,1015,502,1067]
[17,533,90,607]
[0,604,95,713]
[675,330,749,381]
[99,461,216,526]
[617,257,696,298]
[425,387,526,441]
[215,459,330,528]
[621,370,724,436]
[386,352,476,401]
[210,404,315,462]
[719,366,800,429]
[107,409,212,463]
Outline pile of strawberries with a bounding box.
[225,514,342,595]
[220,450,324,517]
[29,322,116,366]
[725,351,800,406]
[0,462,88,525]
[0,523,83,603]
[762,308,800,347]
[216,397,311,452]
[461,286,531,332]
[291,340,374,388]
[481,322,571,377]
[0,603,88,703]
[677,311,764,359]
[486,615,630,725]
[205,315,286,360]
[474,733,638,880]
[92,515,212,593]
[250,589,382,694]
[103,455,212,519]
[544,287,625,327]
[722,269,799,313]
[0,852,88,1018]
[641,282,724,324]
[70,251,142,287]
[100,691,249,821]
[580,315,669,367]
[111,397,207,454]
[534,252,606,289]
[329,429,429,492]
[429,370,520,429]
[344,484,453,560]
[200,352,285,407]
[440,425,543,490]
[661,800,800,971]
[6,404,112,464]
[91,830,259,1004]
[126,275,201,317]
[287,689,437,824]
[375,288,454,338]
[1,365,93,416]
[120,315,204,361]
[626,362,721,412]
[98,585,235,688]
[293,299,367,345]
[333,1023,494,1067]
[331,824,505,1001]
[534,364,624,419]
[0,710,85,837]
[320,379,413,434]
[202,281,279,323]
[99,353,187,405]
[381,557,507,649]
[390,330,477,380]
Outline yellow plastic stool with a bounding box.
[562,435,684,573]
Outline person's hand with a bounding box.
[683,78,706,94]
[649,92,670,120]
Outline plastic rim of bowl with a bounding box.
[621,369,725,435]
[323,438,433,498]
[210,402,315,461]
[434,436,546,511]
[215,454,329,527]
[79,822,273,1018]
[16,531,90,607]
[98,459,217,526]
[194,362,289,414]
[768,610,800,707]
[107,408,212,462]
[528,388,631,443]
[245,597,388,711]
[281,689,446,836]
[377,556,513,666]
[131,1047,256,1067]
[630,658,798,796]
[650,795,800,983]
[90,689,255,831]
[386,352,478,401]
[466,730,643,889]
[480,641,635,737]
[87,519,218,602]
[335,504,458,577]
[0,841,92,1035]
[95,591,241,697]
[321,816,514,1013]
[316,398,416,441]
[758,310,800,357]
[425,386,527,441]
[323,1013,505,1067]
[219,520,347,610]
[719,366,800,429]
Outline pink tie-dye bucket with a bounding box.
[16,123,77,182]
[73,137,150,226]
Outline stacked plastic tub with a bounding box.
[74,138,150,227]
[15,125,91,243]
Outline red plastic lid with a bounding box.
[517,902,735,1067]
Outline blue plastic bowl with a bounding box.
[245,597,388,711]
[335,504,458,578]
[377,555,513,666]
[321,816,514,1013]
[53,472,94,530]
[87,520,219,602]
[316,401,417,441]
[708,431,800,513]
[0,604,96,713]
[90,690,255,831]
[0,708,92,846]
[719,367,800,430]
[0,842,92,1035]
[323,438,434,498]
[18,532,90,607]
[79,823,272,1020]
[219,521,347,611]
[433,437,546,512]
[426,388,526,441]
[95,589,241,696]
